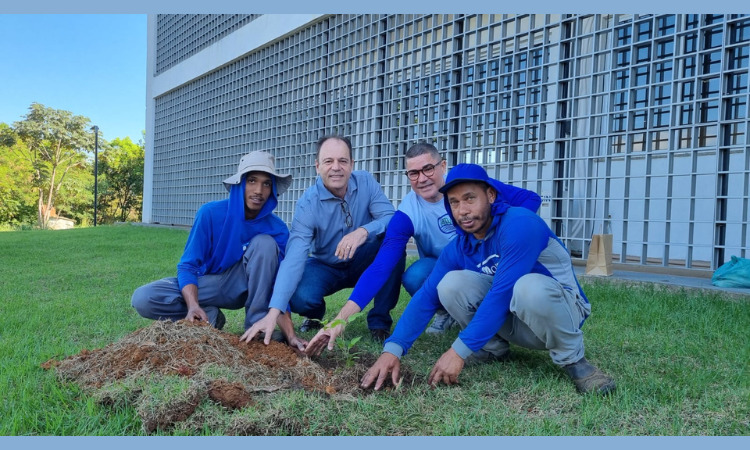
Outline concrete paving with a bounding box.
[575,264,750,299]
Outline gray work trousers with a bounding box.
[437,271,590,366]
[131,234,280,330]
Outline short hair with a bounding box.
[316,135,353,161]
[405,142,441,161]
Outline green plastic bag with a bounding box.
[712,256,750,288]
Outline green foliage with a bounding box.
[325,311,364,367]
[11,103,95,228]
[96,136,144,224]
[0,124,36,225]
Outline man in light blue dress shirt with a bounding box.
[241,135,404,345]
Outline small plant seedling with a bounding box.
[323,312,364,368]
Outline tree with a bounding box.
[0,123,36,226]
[11,103,94,228]
[97,136,144,223]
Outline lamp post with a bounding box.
[92,125,99,227]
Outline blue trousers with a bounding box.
[131,234,280,330]
[289,236,406,331]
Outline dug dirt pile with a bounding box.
[42,320,405,434]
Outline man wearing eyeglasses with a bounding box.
[241,135,402,345]
[306,143,541,357]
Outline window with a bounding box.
[654,61,673,82]
[681,55,696,77]
[677,127,692,148]
[616,25,632,46]
[637,20,652,41]
[731,19,750,43]
[653,84,671,105]
[725,96,747,119]
[632,132,646,151]
[700,77,721,98]
[612,114,626,132]
[726,72,748,94]
[697,125,717,147]
[656,39,674,59]
[656,15,676,36]
[634,65,649,86]
[683,32,698,53]
[614,69,629,89]
[698,100,719,122]
[652,108,670,127]
[613,91,628,110]
[685,14,700,30]
[701,51,721,74]
[652,130,669,150]
[724,122,746,145]
[634,88,648,108]
[636,44,651,62]
[616,49,630,67]
[633,111,648,130]
[611,134,626,153]
[728,45,750,69]
[679,105,693,125]
[703,27,723,49]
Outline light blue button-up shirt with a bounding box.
[269,170,395,312]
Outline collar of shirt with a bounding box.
[315,170,361,201]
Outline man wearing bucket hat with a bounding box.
[131,151,307,350]
[361,163,616,395]
[241,135,402,346]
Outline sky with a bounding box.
[0,14,147,143]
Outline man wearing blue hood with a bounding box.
[131,151,306,349]
[361,163,616,395]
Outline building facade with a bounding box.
[145,14,750,273]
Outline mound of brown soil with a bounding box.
[43,320,408,434]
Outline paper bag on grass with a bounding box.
[585,234,613,276]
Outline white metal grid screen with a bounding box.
[151,14,750,271]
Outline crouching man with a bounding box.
[361,163,615,395]
[131,151,306,349]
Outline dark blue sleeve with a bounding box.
[349,210,414,309]
[456,213,550,353]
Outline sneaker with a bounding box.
[563,357,616,395]
[464,348,511,366]
[369,328,391,343]
[299,318,323,332]
[425,310,456,334]
[214,310,226,330]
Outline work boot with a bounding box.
[369,328,391,343]
[213,310,226,330]
[299,318,322,332]
[464,348,511,366]
[425,310,456,334]
[563,357,616,395]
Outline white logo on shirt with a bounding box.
[477,254,499,275]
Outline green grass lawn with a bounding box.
[0,225,748,435]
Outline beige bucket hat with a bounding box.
[222,151,292,195]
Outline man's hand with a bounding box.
[240,309,281,345]
[305,321,345,356]
[335,227,369,260]
[276,311,306,351]
[360,352,401,391]
[427,348,465,387]
[185,305,208,323]
[305,300,361,356]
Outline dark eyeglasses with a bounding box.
[341,200,353,228]
[406,162,441,181]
